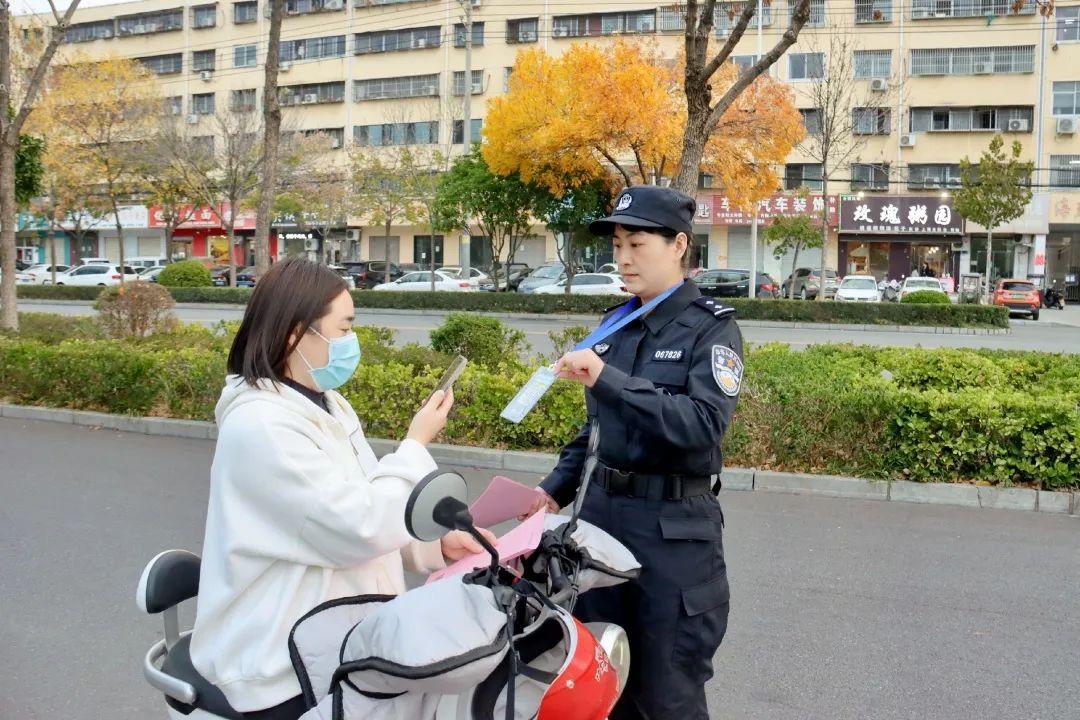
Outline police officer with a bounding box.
[525,185,742,719]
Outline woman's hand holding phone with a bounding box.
[406,389,454,445]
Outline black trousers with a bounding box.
[576,481,730,720]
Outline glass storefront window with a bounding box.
[909,243,951,278]
[845,241,890,280]
[969,236,1014,284]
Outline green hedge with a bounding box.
[17,284,1009,328]
[0,324,1075,488]
[901,290,952,305]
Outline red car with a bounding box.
[993,279,1041,320]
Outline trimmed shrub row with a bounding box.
[17,284,1009,328]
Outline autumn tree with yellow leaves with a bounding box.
[484,40,805,213]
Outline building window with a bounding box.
[452,69,484,96]
[789,52,824,80]
[303,127,345,149]
[453,118,483,145]
[855,0,892,23]
[163,96,183,115]
[230,88,256,112]
[353,121,439,147]
[507,18,538,44]
[453,22,485,47]
[699,172,715,189]
[117,9,183,36]
[909,46,1035,76]
[234,44,257,68]
[354,26,440,54]
[1058,8,1080,42]
[1050,155,1080,187]
[658,5,686,31]
[854,50,891,79]
[353,74,439,101]
[280,81,345,105]
[909,106,1033,132]
[851,163,890,191]
[601,10,656,33]
[907,164,963,189]
[192,92,216,115]
[138,53,183,75]
[503,66,514,93]
[853,107,891,134]
[800,108,822,135]
[784,163,823,190]
[792,0,826,27]
[912,0,1035,19]
[280,35,346,61]
[192,4,217,28]
[234,1,257,23]
[730,54,761,75]
[192,49,216,72]
[284,0,345,15]
[65,20,114,43]
[714,3,772,36]
[1052,81,1080,115]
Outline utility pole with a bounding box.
[748,0,763,299]
[457,0,473,278]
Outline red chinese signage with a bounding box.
[705,193,839,226]
[148,203,257,231]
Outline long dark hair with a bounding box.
[227,257,348,386]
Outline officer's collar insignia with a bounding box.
[711,345,743,396]
[593,342,611,356]
[615,193,633,211]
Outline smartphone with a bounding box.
[434,355,468,395]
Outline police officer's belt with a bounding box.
[595,464,713,500]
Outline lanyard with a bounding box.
[573,281,684,352]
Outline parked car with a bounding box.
[210,266,257,287]
[437,266,490,290]
[597,263,619,275]
[993,278,1041,320]
[373,270,472,292]
[127,256,169,270]
[19,264,70,284]
[137,266,167,283]
[79,257,111,265]
[327,265,356,290]
[693,269,779,299]
[835,275,882,302]
[517,264,568,294]
[533,273,629,296]
[479,264,534,292]
[15,259,29,271]
[898,276,948,302]
[781,267,839,300]
[342,260,404,289]
[52,264,139,286]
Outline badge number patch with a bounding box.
[653,349,684,362]
[711,345,743,396]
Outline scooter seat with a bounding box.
[160,634,244,720]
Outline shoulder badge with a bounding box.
[593,342,611,356]
[711,345,743,396]
[694,296,736,321]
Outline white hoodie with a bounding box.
[190,376,446,712]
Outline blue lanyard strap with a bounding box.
[574,281,684,352]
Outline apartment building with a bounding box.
[16,0,1080,296]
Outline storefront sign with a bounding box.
[839,196,962,235]
[709,193,839,226]
[149,203,256,231]
[1050,193,1080,223]
[1033,234,1047,276]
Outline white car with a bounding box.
[533,273,629,296]
[835,275,881,302]
[52,264,140,286]
[898,276,948,301]
[373,270,472,292]
[437,266,490,289]
[597,263,619,275]
[20,264,70,284]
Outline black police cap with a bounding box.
[589,185,697,238]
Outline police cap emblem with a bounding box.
[711,345,743,396]
[615,193,633,212]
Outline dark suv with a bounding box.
[781,267,839,300]
[342,261,404,289]
[694,269,779,299]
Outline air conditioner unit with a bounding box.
[199,70,213,81]
[923,176,941,188]
[414,38,427,48]
[346,229,360,242]
[553,27,570,37]
[870,78,888,91]
[912,8,932,18]
[470,0,481,7]
[301,93,318,103]
[1057,116,1078,134]
[1006,118,1029,132]
[899,133,916,147]
[304,238,318,252]
[330,136,342,148]
[973,62,993,74]
[280,61,291,72]
[186,114,199,125]
[324,0,343,8]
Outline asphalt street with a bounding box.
[18,300,1080,354]
[2,417,1077,720]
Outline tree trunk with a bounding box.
[788,243,802,299]
[429,233,435,292]
[0,136,16,330]
[166,223,174,261]
[672,115,710,196]
[254,0,284,279]
[49,234,57,284]
[112,198,126,286]
[227,223,237,288]
[817,173,829,301]
[984,229,993,304]
[383,220,391,285]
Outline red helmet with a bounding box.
[537,613,624,720]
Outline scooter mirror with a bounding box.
[404,469,470,542]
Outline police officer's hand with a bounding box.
[406,389,454,445]
[519,488,559,520]
[440,528,498,562]
[555,349,604,388]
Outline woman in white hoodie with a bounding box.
[190,258,490,719]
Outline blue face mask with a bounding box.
[299,328,361,391]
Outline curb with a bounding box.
[16,298,1008,335]
[2,403,1073,517]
